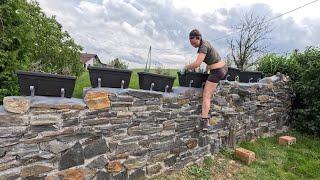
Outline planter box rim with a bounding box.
[239,70,264,73]
[228,67,241,70]
[138,72,176,80]
[87,66,132,73]
[16,70,76,80]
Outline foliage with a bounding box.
[154,65,170,76]
[257,47,320,135]
[187,156,213,180]
[109,58,128,69]
[0,0,83,102]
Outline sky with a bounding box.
[36,0,320,68]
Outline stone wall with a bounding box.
[0,74,293,180]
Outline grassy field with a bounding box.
[156,132,320,180]
[73,69,179,98]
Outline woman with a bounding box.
[184,29,228,131]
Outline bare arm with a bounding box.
[185,53,206,70]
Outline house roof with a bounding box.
[80,53,98,63]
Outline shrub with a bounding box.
[154,65,170,76]
[257,47,320,135]
[109,58,128,69]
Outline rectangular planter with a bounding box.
[226,67,241,81]
[177,72,186,87]
[88,66,132,88]
[138,72,175,92]
[178,71,212,88]
[16,71,76,98]
[239,71,264,83]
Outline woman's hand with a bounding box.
[185,53,206,70]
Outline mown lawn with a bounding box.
[73,69,179,98]
[156,132,320,180]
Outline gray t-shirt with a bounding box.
[197,40,221,65]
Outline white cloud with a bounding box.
[36,0,320,68]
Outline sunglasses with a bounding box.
[189,36,200,40]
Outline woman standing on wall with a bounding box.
[184,29,228,131]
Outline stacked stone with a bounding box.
[0,74,293,180]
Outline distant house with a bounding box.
[80,53,112,69]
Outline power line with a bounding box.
[213,0,319,41]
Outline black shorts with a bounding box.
[207,65,228,83]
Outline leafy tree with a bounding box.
[109,58,128,69]
[0,0,83,102]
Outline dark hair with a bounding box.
[189,29,201,38]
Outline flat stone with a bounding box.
[128,124,162,136]
[30,96,86,110]
[84,138,109,159]
[212,96,228,106]
[0,126,27,138]
[128,169,146,180]
[111,102,133,107]
[257,95,270,102]
[0,108,27,126]
[0,172,20,180]
[109,95,134,102]
[57,168,96,180]
[117,111,133,117]
[106,161,124,173]
[20,164,53,178]
[164,155,177,167]
[147,163,162,175]
[29,115,60,126]
[186,138,198,149]
[148,151,170,163]
[86,155,109,169]
[123,156,147,170]
[84,91,110,110]
[128,106,147,112]
[125,89,163,99]
[93,171,111,180]
[162,120,176,130]
[59,142,84,170]
[116,143,140,155]
[3,96,30,114]
[0,160,20,171]
[40,140,72,154]
[0,137,19,148]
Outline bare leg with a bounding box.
[202,80,218,118]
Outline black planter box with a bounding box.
[226,67,241,81]
[16,71,76,98]
[138,72,175,92]
[239,71,264,83]
[177,72,186,87]
[178,71,209,88]
[88,66,132,88]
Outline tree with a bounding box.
[109,58,128,69]
[227,12,273,70]
[0,0,83,102]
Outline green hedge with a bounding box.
[257,47,320,135]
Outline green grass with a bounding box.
[155,132,320,180]
[236,132,320,180]
[73,69,179,98]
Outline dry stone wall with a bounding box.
[0,74,293,180]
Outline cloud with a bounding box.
[36,0,320,68]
